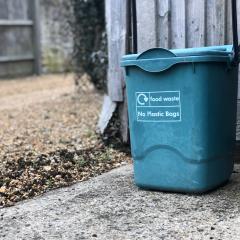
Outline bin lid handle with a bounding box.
[137,48,176,60]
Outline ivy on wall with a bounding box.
[69,0,107,91]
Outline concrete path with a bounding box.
[1,165,240,240]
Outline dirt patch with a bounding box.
[0,74,73,97]
[0,74,131,207]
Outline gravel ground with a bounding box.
[0,165,240,240]
[0,74,130,207]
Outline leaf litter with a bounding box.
[0,75,131,207]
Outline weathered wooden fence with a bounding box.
[137,0,234,51]
[0,0,41,78]
[101,0,240,142]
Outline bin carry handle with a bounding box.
[128,0,239,64]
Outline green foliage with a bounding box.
[69,0,107,91]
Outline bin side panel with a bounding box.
[125,62,237,192]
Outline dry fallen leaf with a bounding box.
[0,187,6,193]
[43,166,52,171]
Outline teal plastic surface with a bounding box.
[121,45,238,193]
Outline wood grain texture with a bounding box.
[0,20,33,26]
[136,0,238,49]
[136,0,158,52]
[118,88,129,143]
[157,0,170,48]
[100,0,129,140]
[226,0,233,44]
[237,0,240,99]
[206,0,226,45]
[0,0,36,77]
[186,0,206,47]
[106,0,127,102]
[105,0,240,141]
[0,0,8,20]
[170,0,186,48]
[0,61,34,78]
[0,27,33,58]
[32,0,42,75]
[7,0,30,20]
[97,95,117,134]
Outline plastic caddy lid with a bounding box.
[121,45,235,72]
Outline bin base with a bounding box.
[135,179,230,194]
[133,148,234,193]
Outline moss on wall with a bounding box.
[69,0,107,91]
[40,0,73,73]
[42,48,72,73]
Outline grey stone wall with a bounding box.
[39,0,73,73]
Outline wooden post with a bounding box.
[105,0,127,102]
[98,0,129,142]
[32,0,42,75]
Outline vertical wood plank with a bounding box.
[32,0,42,75]
[157,0,170,48]
[106,0,127,102]
[237,0,240,45]
[235,0,240,140]
[8,0,29,20]
[226,0,233,44]
[206,0,226,46]
[97,95,117,134]
[136,0,158,52]
[0,0,8,20]
[0,0,35,77]
[104,0,240,141]
[186,0,206,48]
[100,0,129,141]
[170,0,186,49]
[236,0,240,99]
[118,88,129,143]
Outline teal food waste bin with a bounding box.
[121,0,239,193]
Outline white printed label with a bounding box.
[136,91,181,122]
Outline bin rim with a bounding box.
[122,45,233,60]
[121,45,235,72]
